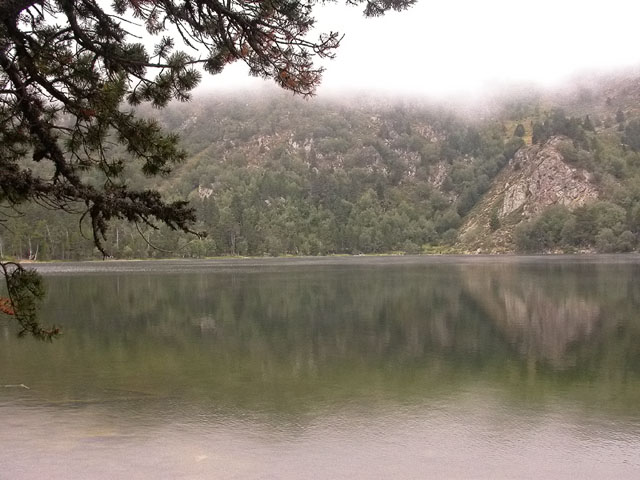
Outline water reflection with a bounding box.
[2,258,640,478]
[1,259,639,416]
[461,264,602,365]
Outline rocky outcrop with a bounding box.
[197,185,214,200]
[428,162,450,189]
[460,136,600,252]
[500,137,598,218]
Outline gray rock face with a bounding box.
[500,137,598,218]
[458,136,602,252]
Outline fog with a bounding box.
[198,0,640,99]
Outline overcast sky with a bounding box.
[201,0,640,98]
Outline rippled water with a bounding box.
[1,256,640,478]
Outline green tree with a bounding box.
[489,209,501,232]
[504,136,525,160]
[531,121,549,145]
[514,206,573,253]
[0,0,415,337]
[583,115,595,132]
[513,123,526,137]
[595,228,617,253]
[624,119,640,152]
[617,231,636,252]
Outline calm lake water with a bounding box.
[1,256,640,479]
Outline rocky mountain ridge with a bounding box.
[460,137,601,252]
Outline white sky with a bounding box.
[199,0,640,98]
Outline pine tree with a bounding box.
[513,123,526,137]
[0,0,415,338]
[582,115,595,132]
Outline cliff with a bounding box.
[460,137,600,252]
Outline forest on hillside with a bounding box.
[4,86,640,260]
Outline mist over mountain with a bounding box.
[6,70,640,260]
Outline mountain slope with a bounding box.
[4,72,640,260]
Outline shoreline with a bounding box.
[20,252,640,275]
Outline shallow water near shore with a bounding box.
[2,255,640,478]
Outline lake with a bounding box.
[1,256,640,479]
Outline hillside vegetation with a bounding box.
[5,74,640,260]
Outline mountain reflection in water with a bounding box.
[1,257,640,479]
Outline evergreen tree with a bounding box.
[624,119,640,151]
[489,209,500,232]
[0,0,415,337]
[531,122,548,145]
[583,115,595,132]
[513,123,526,137]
